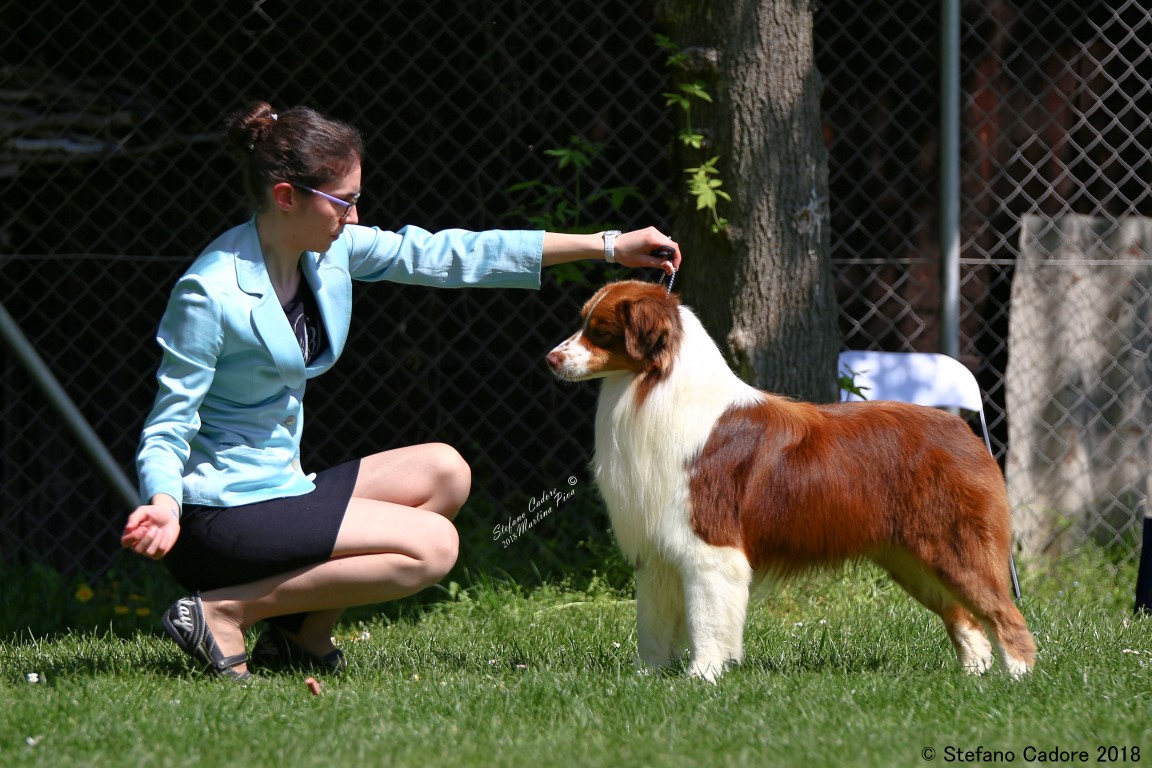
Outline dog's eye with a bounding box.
[585,325,613,347]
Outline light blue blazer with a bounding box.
[136,218,544,512]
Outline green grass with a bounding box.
[1,555,1150,767]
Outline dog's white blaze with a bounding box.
[547,290,614,380]
[549,330,604,381]
[581,289,609,332]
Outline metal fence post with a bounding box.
[939,0,960,360]
[0,300,138,509]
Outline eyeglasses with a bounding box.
[291,183,360,220]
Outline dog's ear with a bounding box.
[621,295,679,373]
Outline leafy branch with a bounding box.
[656,34,730,233]
[838,367,870,400]
[685,156,731,232]
[506,134,642,283]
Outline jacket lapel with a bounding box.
[301,251,351,372]
[234,223,307,389]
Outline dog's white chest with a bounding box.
[592,370,756,559]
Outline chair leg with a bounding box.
[1009,553,1021,602]
[1135,515,1152,616]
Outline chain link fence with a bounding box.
[820,0,1152,561]
[1,0,671,580]
[2,0,1150,578]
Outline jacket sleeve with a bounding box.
[135,275,223,509]
[342,225,544,289]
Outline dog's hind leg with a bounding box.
[934,559,1036,678]
[871,550,995,674]
[980,607,1036,679]
[941,603,995,674]
[635,557,688,671]
[875,547,1035,677]
[680,546,754,682]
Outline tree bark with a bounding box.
[654,0,839,401]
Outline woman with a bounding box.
[120,101,681,680]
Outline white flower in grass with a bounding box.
[613,642,622,649]
[25,673,40,684]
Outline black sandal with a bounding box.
[250,624,347,675]
[161,593,252,681]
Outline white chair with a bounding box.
[837,350,1020,599]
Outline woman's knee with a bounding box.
[427,443,471,518]
[395,514,459,588]
[424,514,460,579]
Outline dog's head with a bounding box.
[545,280,682,382]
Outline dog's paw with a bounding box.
[635,655,677,677]
[954,624,994,674]
[1004,656,1033,680]
[685,659,727,683]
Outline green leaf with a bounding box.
[608,185,642,210]
[680,82,713,102]
[679,131,705,149]
[838,368,871,399]
[544,148,572,169]
[587,186,642,212]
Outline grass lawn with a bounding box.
[1,555,1149,767]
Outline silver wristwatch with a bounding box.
[603,230,621,263]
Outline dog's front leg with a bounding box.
[635,557,687,671]
[681,546,753,682]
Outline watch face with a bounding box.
[604,231,620,262]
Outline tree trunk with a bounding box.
[654,0,839,401]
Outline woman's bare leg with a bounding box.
[189,443,471,671]
[349,442,471,521]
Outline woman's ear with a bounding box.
[271,182,296,212]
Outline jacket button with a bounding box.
[291,458,301,471]
[284,415,297,427]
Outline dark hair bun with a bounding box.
[223,101,279,155]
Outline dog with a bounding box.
[545,280,1035,681]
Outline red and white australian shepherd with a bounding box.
[546,280,1035,681]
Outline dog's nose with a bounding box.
[545,351,563,371]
